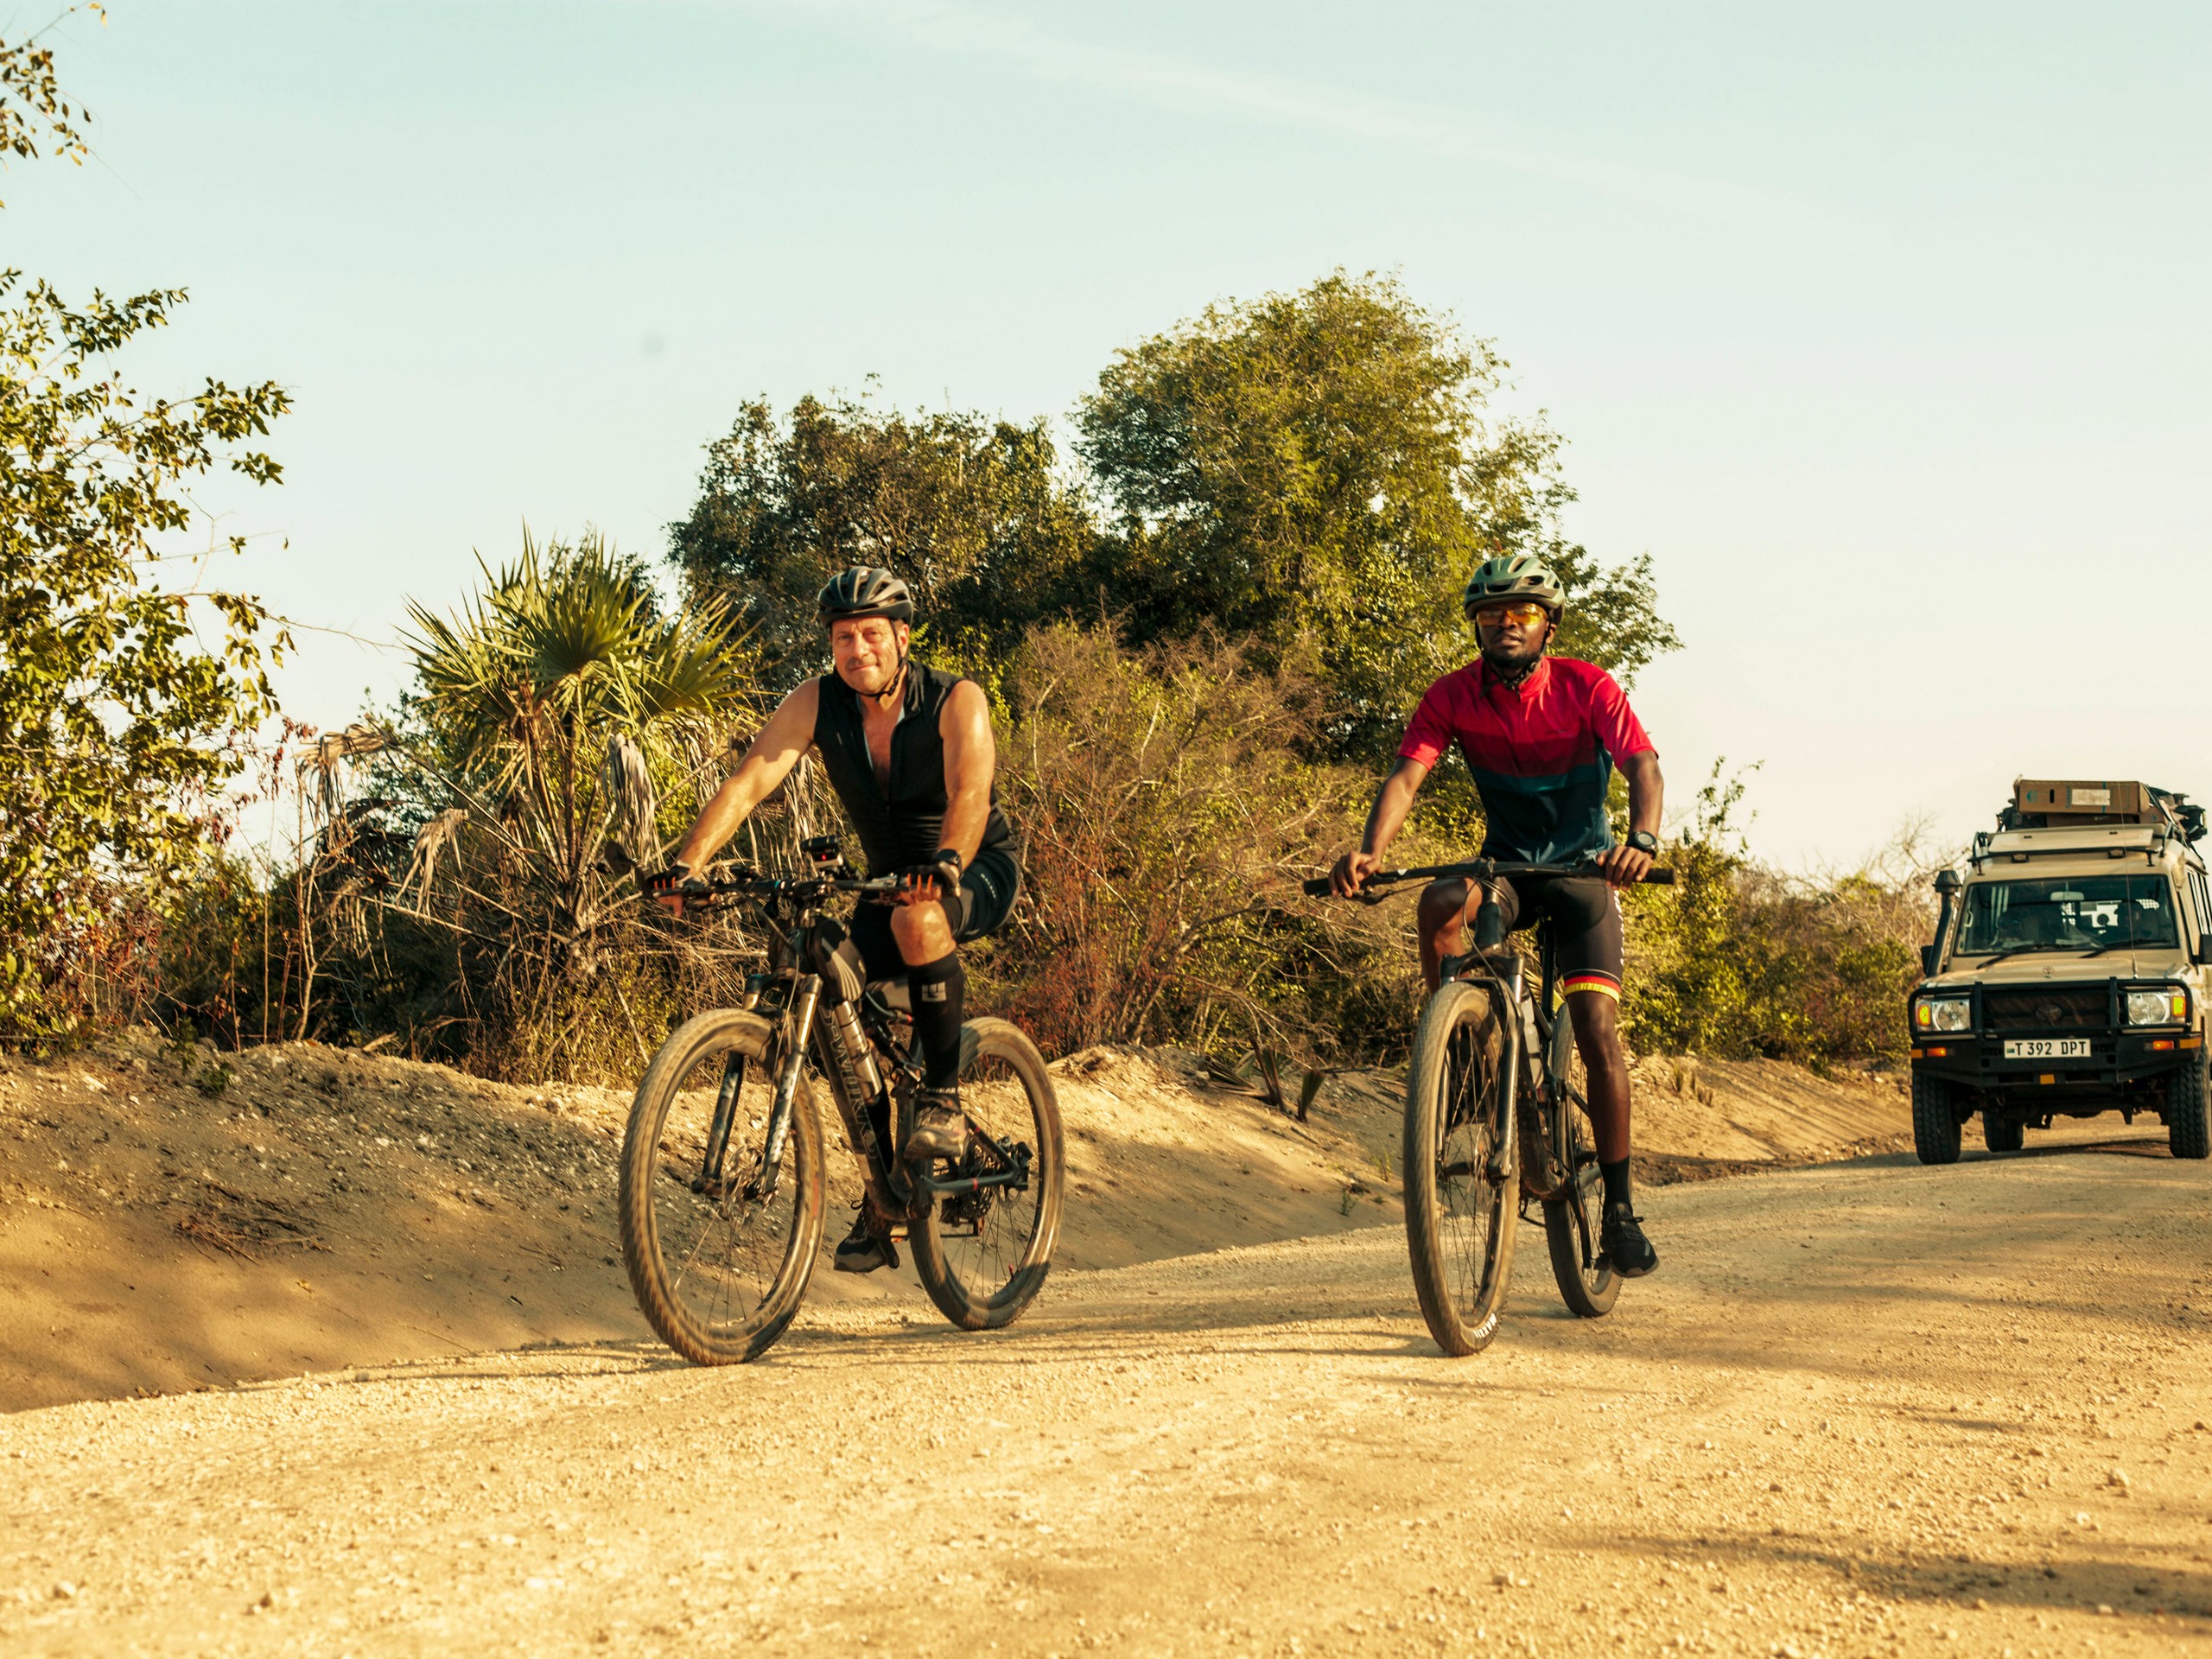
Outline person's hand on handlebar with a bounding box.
[1595,839,1655,890]
[643,861,696,918]
[1331,849,1384,898]
[895,849,963,906]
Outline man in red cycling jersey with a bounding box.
[1332,554,1667,1275]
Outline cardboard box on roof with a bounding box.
[2012,779,2148,822]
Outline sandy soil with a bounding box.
[2,1131,2205,1658]
[0,1031,1913,1412]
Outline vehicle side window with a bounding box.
[2192,869,2212,944]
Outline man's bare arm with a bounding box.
[670,679,820,872]
[934,679,995,868]
[1597,749,1665,888]
[1331,756,1432,895]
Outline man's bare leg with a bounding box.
[1415,878,1477,992]
[1566,987,1657,1274]
[1566,988,1630,1164]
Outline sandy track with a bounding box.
[4,1136,2207,1657]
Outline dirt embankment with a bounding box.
[0,1028,1910,1412]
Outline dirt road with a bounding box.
[4,1138,2207,1657]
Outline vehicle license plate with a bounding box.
[2003,1039,2091,1059]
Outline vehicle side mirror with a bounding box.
[1921,944,1940,976]
[2195,935,2212,968]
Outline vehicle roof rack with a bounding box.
[1997,779,2205,843]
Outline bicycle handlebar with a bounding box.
[1300,857,1675,899]
[673,868,909,906]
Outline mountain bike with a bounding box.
[620,839,1064,1364]
[1306,857,1672,1357]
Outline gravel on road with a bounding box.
[3,1141,2206,1658]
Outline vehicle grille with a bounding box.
[1981,986,2108,1032]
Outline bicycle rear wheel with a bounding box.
[1402,979,1517,1357]
[1541,1016,1619,1318]
[912,1018,1064,1332]
[620,1008,825,1364]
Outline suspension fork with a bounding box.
[753,974,821,1198]
[696,973,772,1193]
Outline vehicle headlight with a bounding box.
[1915,997,1971,1033]
[2125,986,2189,1026]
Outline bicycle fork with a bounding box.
[746,974,822,1202]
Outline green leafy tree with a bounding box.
[1077,270,1678,760]
[671,389,1096,687]
[1,21,289,1043]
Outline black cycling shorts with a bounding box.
[848,845,1022,984]
[1489,874,1624,1000]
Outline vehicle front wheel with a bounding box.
[1981,1112,2024,1154]
[1912,1073,1961,1165]
[2169,1055,2210,1161]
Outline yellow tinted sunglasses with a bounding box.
[1471,601,1550,628]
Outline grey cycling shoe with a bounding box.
[832,1206,899,1274]
[903,1087,969,1162]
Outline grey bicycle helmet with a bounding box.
[816,565,914,626]
[1463,554,1565,619]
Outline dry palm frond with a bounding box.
[601,732,658,868]
[298,721,386,823]
[402,806,468,906]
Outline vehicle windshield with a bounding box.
[1955,874,2179,956]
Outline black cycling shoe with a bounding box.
[903,1087,969,1162]
[832,1207,899,1274]
[1599,1203,1659,1278]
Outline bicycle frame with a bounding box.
[1366,855,1664,1273]
[684,868,1035,1225]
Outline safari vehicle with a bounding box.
[1909,779,2212,1164]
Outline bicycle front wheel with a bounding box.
[1402,979,1517,1357]
[1541,1016,1619,1319]
[620,1008,825,1364]
[911,1018,1065,1332]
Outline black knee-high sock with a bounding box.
[906,954,965,1091]
[1599,1156,1633,1211]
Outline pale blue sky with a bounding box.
[12,2,2209,865]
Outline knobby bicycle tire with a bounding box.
[1402,979,1516,1357]
[1541,1011,1619,1319]
[620,1008,826,1364]
[912,1018,1065,1331]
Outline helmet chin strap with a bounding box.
[864,634,911,711]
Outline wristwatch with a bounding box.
[1625,830,1659,856]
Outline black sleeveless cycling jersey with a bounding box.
[811,660,1015,876]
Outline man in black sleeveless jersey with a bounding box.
[650,567,1021,1273]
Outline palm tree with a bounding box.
[386,529,761,1072]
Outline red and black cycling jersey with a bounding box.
[1397,656,1654,865]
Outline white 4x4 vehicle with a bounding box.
[1909,779,2212,1163]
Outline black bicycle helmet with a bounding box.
[816,565,914,626]
[1463,554,1566,619]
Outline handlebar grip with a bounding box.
[1301,877,1333,897]
[1641,868,1675,886]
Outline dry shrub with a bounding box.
[973,624,1398,1058]
[1625,775,1942,1070]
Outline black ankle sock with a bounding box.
[1599,1156,1633,1211]
[906,954,965,1090]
